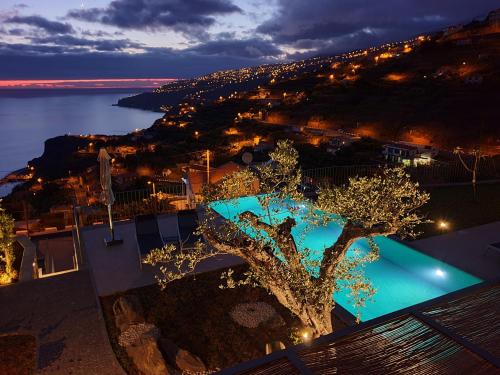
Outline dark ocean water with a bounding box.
[0,89,160,184]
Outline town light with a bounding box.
[438,220,449,230]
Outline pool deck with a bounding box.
[81,214,244,296]
[410,221,500,281]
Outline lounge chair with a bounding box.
[484,242,500,258]
[177,209,201,250]
[135,214,165,259]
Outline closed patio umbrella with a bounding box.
[181,170,196,209]
[98,148,122,246]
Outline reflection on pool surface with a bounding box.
[210,195,482,322]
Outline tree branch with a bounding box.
[239,211,308,276]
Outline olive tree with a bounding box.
[0,201,15,284]
[454,146,483,201]
[145,140,429,337]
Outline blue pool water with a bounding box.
[210,195,482,322]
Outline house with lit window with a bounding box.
[382,142,436,166]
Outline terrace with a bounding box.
[73,190,498,372]
[78,213,244,296]
[3,155,500,374]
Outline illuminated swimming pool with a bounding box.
[210,195,482,322]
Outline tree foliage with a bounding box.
[0,200,16,284]
[145,140,429,337]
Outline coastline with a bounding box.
[0,89,160,196]
[0,167,29,197]
[0,182,22,198]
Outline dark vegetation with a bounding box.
[0,334,37,375]
[30,135,96,179]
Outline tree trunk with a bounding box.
[265,280,333,337]
[472,168,478,202]
[301,305,333,337]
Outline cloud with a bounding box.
[257,0,500,54]
[0,48,274,80]
[67,0,242,38]
[30,35,144,52]
[1,0,498,80]
[5,28,28,36]
[6,15,74,34]
[0,42,87,55]
[187,38,282,58]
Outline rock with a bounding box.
[126,335,170,375]
[159,338,207,374]
[113,295,145,332]
[175,348,207,374]
[118,323,159,348]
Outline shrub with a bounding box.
[0,201,15,284]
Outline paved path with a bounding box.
[0,269,124,374]
[411,221,500,281]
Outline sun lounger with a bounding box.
[135,214,165,258]
[484,242,500,257]
[177,209,201,250]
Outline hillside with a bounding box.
[118,11,500,151]
[267,33,500,150]
[117,57,337,111]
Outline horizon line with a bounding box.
[0,78,178,89]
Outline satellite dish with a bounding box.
[242,152,253,165]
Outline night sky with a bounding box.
[0,0,498,82]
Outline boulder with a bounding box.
[113,295,145,332]
[126,335,170,375]
[159,338,207,374]
[175,349,207,374]
[118,323,159,348]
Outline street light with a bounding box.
[147,180,156,196]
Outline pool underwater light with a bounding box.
[435,268,445,277]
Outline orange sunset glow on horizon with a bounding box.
[0,78,177,89]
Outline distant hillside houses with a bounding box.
[487,8,500,25]
[440,8,500,42]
